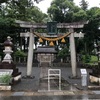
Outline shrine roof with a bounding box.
[34,46,57,54]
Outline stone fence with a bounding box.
[0,56,27,66]
[0,55,82,67]
[13,57,27,63]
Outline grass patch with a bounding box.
[82,55,98,65]
[91,55,98,62]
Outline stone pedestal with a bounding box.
[0,85,11,90]
[89,74,100,85]
[0,62,21,84]
[89,63,100,85]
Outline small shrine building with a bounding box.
[34,46,57,66]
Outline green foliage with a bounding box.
[76,38,84,53]
[79,0,88,10]
[83,11,100,54]
[82,54,91,63]
[90,55,98,63]
[85,54,91,63]
[0,0,47,53]
[82,54,98,64]
[86,7,100,20]
[0,51,4,60]
[0,18,15,27]
[47,0,88,22]
[48,0,77,22]
[0,0,8,4]
[0,0,47,22]
[0,0,100,56]
[73,9,87,21]
[58,47,69,58]
[0,75,11,84]
[30,6,47,22]
[14,50,27,57]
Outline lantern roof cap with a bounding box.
[4,36,13,46]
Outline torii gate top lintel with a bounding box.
[15,20,88,29]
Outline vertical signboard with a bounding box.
[47,22,57,35]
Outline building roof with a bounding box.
[34,46,57,54]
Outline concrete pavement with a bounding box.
[0,66,100,99]
[12,66,92,91]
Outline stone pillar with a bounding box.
[27,28,34,76]
[69,28,77,77]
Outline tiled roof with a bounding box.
[34,46,57,53]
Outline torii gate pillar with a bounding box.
[26,28,34,77]
[69,28,77,77]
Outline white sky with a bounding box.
[34,0,100,13]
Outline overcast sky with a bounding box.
[34,0,100,13]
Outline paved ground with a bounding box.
[12,66,92,91]
[1,94,100,100]
[1,66,100,99]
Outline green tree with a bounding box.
[83,7,100,54]
[0,0,41,4]
[73,9,87,21]
[5,0,34,20]
[30,6,47,22]
[86,7,100,20]
[47,0,76,22]
[0,0,48,52]
[4,0,47,22]
[0,0,8,3]
[58,47,69,62]
[80,0,88,11]
[47,0,87,22]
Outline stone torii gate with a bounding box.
[16,20,88,78]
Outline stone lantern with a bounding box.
[2,36,13,63]
[0,36,21,84]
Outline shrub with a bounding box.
[58,47,69,58]
[82,54,91,63]
[0,75,11,84]
[14,50,27,57]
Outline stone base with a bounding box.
[0,62,22,85]
[88,86,100,90]
[89,74,100,85]
[0,85,11,90]
[12,74,21,85]
[13,74,21,81]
